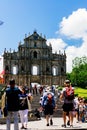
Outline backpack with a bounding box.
[47,93,53,105]
[65,86,74,100]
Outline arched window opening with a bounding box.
[5,65,9,71]
[33,51,37,58]
[61,67,64,74]
[52,67,57,76]
[46,67,49,72]
[5,65,9,74]
[21,66,24,72]
[34,42,37,47]
[12,65,18,75]
[32,66,38,75]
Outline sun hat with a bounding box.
[45,86,51,92]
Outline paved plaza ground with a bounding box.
[0,117,87,130]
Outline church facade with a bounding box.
[3,31,66,86]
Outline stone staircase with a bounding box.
[31,94,63,117]
[0,93,63,124]
[54,99,63,117]
[31,94,41,110]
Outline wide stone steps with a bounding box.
[31,94,63,117]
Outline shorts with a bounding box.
[44,104,54,115]
[75,108,79,113]
[62,103,73,112]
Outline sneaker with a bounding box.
[61,124,66,128]
[50,119,53,125]
[70,125,73,128]
[21,126,25,129]
[67,120,70,126]
[76,121,79,123]
[46,123,49,126]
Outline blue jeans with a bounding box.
[6,111,19,130]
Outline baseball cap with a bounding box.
[64,79,70,83]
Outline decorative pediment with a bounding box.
[24,31,46,41]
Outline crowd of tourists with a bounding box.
[0,79,87,130]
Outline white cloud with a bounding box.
[47,38,67,53]
[48,8,87,72]
[59,8,87,39]
[60,8,87,72]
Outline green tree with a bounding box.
[67,56,87,88]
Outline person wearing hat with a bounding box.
[5,79,22,130]
[42,86,55,126]
[60,80,74,128]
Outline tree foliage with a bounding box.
[66,56,87,88]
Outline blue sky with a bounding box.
[0,0,87,73]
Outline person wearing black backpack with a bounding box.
[60,80,74,128]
